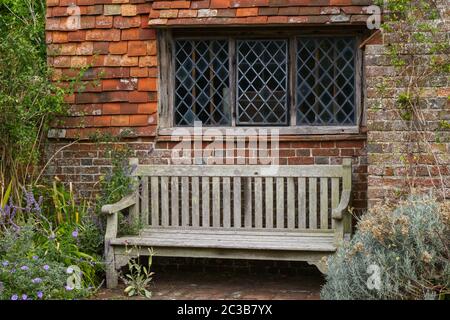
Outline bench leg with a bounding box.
[105,241,119,289]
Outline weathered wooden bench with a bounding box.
[102,158,352,288]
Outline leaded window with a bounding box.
[174,40,230,126]
[171,34,359,129]
[237,40,288,125]
[297,37,356,125]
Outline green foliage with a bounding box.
[321,196,450,300]
[0,0,65,201]
[379,0,449,122]
[0,181,12,210]
[0,224,91,300]
[118,212,143,238]
[121,248,155,298]
[0,182,104,298]
[438,120,450,130]
[397,92,413,121]
[92,132,140,237]
[0,0,92,210]
[77,215,104,258]
[49,178,87,226]
[92,133,134,209]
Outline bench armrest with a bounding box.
[101,193,136,215]
[332,189,351,220]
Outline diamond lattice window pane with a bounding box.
[236,40,289,125]
[174,40,231,126]
[296,37,356,125]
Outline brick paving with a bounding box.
[94,262,324,300]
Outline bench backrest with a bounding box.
[132,160,352,232]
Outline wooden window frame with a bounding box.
[157,28,364,136]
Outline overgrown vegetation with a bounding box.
[0,0,70,204]
[0,182,103,299]
[0,0,108,299]
[321,196,450,300]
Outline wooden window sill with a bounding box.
[156,126,366,142]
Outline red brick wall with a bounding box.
[45,0,371,213]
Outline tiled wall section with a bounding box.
[47,0,158,139]
[148,0,373,26]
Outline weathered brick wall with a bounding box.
[365,10,450,205]
[45,0,373,214]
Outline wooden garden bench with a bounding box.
[102,158,352,288]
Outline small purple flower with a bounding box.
[2,261,8,267]
[72,229,79,238]
[32,278,42,284]
[20,265,29,271]
[11,294,18,301]
[37,291,43,299]
[22,294,28,300]
[43,265,50,271]
[32,255,39,260]
[66,267,74,274]
[65,285,74,291]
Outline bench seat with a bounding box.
[111,228,337,252]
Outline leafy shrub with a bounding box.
[0,225,90,300]
[0,185,104,299]
[0,1,91,207]
[321,196,450,300]
[0,0,68,203]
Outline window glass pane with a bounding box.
[174,39,230,126]
[236,40,288,125]
[296,37,356,125]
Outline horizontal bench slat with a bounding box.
[112,230,336,252]
[135,165,346,178]
[140,227,335,236]
[137,233,334,245]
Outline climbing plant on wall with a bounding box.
[373,0,449,199]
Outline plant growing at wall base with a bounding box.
[91,131,141,237]
[121,248,155,298]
